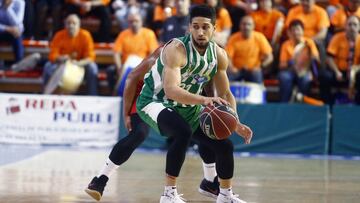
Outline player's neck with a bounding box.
[195,46,206,55]
[191,38,208,55]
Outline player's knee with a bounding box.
[158,108,192,139]
[136,124,150,140]
[216,139,234,156]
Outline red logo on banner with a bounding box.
[6,98,21,115]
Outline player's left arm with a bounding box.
[213,46,253,144]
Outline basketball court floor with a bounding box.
[0,144,360,203]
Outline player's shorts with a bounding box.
[136,100,202,135]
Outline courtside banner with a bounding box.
[0,93,121,146]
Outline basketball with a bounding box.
[199,103,238,140]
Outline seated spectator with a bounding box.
[251,0,284,46]
[107,12,158,94]
[65,0,112,42]
[278,20,320,102]
[285,0,330,42]
[34,0,64,40]
[330,0,360,33]
[0,0,25,62]
[43,14,98,95]
[319,16,360,105]
[206,0,232,47]
[160,0,190,44]
[226,15,273,84]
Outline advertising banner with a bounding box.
[0,93,121,147]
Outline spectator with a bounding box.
[153,0,176,37]
[226,15,273,84]
[285,0,330,42]
[143,0,160,30]
[251,0,284,46]
[43,14,98,95]
[107,12,158,94]
[272,0,289,15]
[34,0,64,40]
[327,0,349,18]
[153,0,175,22]
[319,16,360,104]
[330,0,360,33]
[160,0,190,44]
[278,20,319,102]
[0,0,25,62]
[286,0,329,71]
[251,0,284,77]
[206,0,232,47]
[112,0,147,30]
[222,0,249,33]
[65,0,112,42]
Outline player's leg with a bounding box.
[192,127,247,203]
[157,108,192,203]
[85,113,150,201]
[197,143,220,198]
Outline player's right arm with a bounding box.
[162,41,227,106]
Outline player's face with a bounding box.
[190,17,215,50]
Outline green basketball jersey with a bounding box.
[137,34,218,132]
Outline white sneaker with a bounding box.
[216,192,247,203]
[159,190,186,203]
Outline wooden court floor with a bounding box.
[0,146,360,203]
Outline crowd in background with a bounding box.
[1,0,360,105]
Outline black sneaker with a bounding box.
[85,175,109,201]
[198,176,220,199]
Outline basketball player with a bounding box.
[85,45,221,201]
[136,5,253,203]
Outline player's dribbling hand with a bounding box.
[235,123,253,144]
[203,97,229,106]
